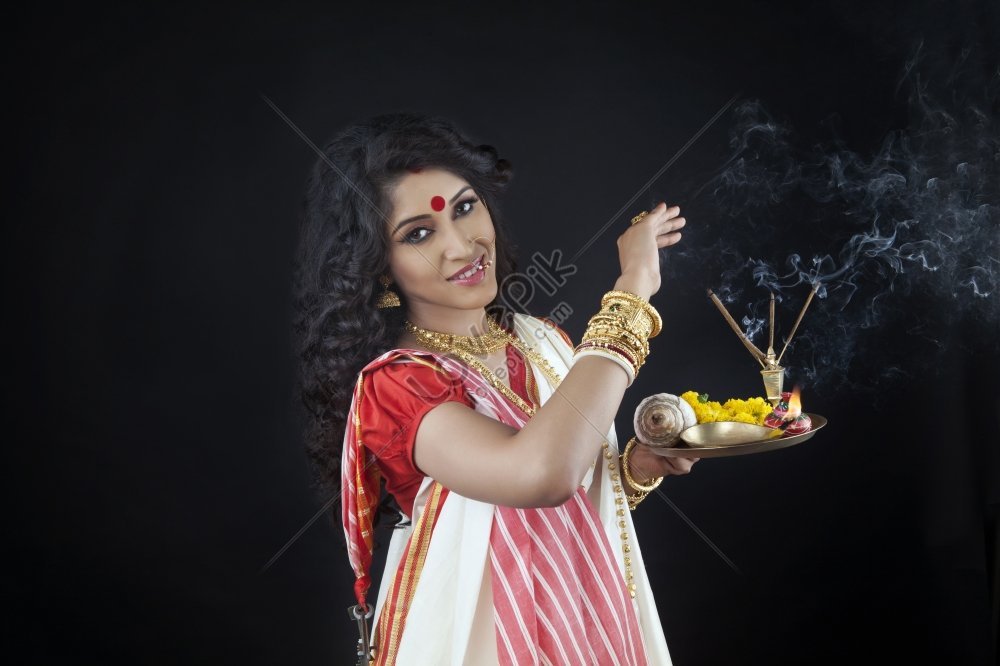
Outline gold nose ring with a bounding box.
[467,236,496,267]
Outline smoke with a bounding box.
[672,49,999,394]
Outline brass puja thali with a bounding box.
[650,414,827,459]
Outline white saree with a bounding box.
[362,313,673,664]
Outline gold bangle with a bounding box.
[621,437,663,493]
[603,297,661,340]
[600,297,655,339]
[581,320,650,366]
[584,312,651,350]
[601,291,663,338]
[626,489,649,511]
[593,304,654,341]
[587,310,651,340]
[581,327,649,362]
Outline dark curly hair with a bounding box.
[293,112,522,529]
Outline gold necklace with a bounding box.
[402,316,637,597]
[404,317,510,355]
[405,317,563,412]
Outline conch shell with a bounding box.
[633,393,697,447]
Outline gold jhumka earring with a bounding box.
[375,274,400,309]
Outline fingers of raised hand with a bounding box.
[635,205,682,228]
[661,204,681,221]
[648,203,684,230]
[661,215,685,234]
[643,202,679,220]
[627,204,686,247]
[656,215,685,247]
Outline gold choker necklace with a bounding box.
[403,315,563,416]
[404,317,511,356]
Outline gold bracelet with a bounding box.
[600,298,655,340]
[621,437,663,493]
[601,289,657,313]
[582,322,649,361]
[625,489,650,511]
[581,319,649,367]
[592,304,654,341]
[584,312,651,353]
[576,292,658,385]
[601,290,663,338]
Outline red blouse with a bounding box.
[358,319,572,516]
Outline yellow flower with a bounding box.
[682,391,773,425]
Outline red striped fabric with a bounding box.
[342,372,381,608]
[489,491,646,666]
[344,342,647,664]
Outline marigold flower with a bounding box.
[681,391,773,426]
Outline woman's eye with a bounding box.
[456,197,479,217]
[400,197,478,244]
[404,227,431,244]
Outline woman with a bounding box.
[295,112,697,665]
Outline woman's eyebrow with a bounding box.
[392,185,474,233]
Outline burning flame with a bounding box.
[786,385,803,420]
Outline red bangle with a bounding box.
[575,340,638,368]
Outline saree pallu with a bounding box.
[343,313,672,665]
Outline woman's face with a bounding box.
[384,167,498,322]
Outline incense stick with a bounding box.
[706,289,766,367]
[768,292,775,353]
[776,286,817,365]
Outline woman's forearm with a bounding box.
[520,353,630,496]
[518,273,656,500]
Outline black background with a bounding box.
[12,1,999,664]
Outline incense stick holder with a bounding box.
[760,366,784,407]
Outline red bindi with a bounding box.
[430,195,446,211]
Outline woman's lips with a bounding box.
[447,254,485,281]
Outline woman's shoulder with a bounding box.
[358,349,471,407]
[358,348,452,378]
[355,352,472,466]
